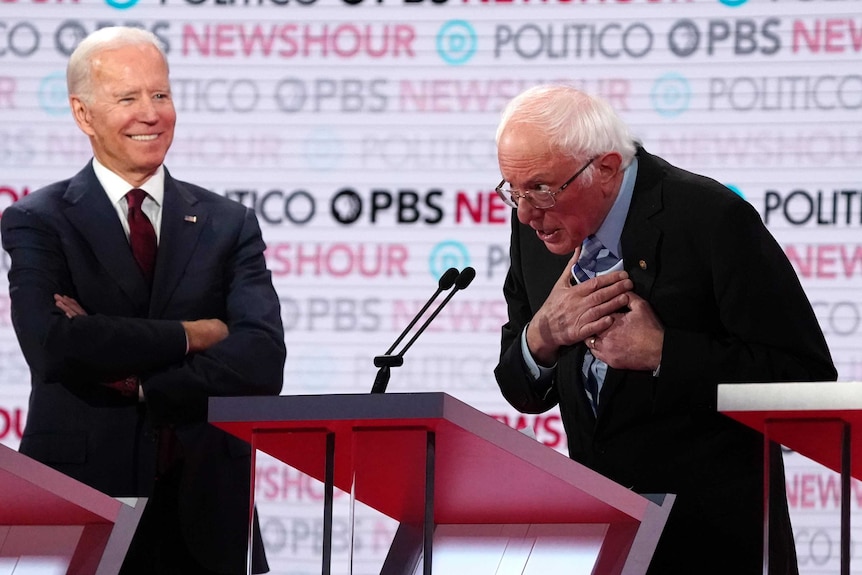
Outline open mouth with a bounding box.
[535,228,560,242]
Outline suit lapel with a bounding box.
[621,148,664,301]
[599,148,665,416]
[62,164,151,304]
[150,171,208,317]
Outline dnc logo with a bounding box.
[436,21,477,66]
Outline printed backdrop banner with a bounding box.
[1,0,861,572]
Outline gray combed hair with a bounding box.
[496,84,636,172]
[67,26,168,104]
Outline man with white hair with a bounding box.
[2,26,285,574]
[493,84,836,574]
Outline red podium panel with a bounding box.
[718,381,862,478]
[0,444,145,575]
[718,381,861,575]
[210,392,675,575]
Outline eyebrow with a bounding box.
[506,176,550,189]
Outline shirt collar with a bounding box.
[593,156,638,258]
[91,157,165,207]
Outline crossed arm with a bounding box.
[3,202,286,424]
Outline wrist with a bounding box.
[525,322,558,367]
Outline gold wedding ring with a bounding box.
[589,337,596,347]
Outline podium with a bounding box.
[718,381,862,575]
[0,444,146,575]
[210,392,675,575]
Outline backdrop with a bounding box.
[1,0,860,572]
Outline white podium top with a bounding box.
[718,381,862,412]
[717,381,862,479]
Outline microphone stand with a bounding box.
[371,267,476,394]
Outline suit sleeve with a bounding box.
[494,216,560,414]
[656,199,837,408]
[141,207,285,425]
[1,202,188,384]
[2,201,284,425]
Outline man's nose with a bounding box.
[516,199,540,224]
[136,98,159,122]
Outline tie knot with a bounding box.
[571,235,605,284]
[126,188,148,210]
[579,235,604,270]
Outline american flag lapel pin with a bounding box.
[184,215,197,223]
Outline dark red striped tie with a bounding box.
[126,188,157,284]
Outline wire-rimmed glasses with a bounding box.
[495,157,596,210]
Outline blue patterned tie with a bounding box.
[572,235,607,413]
[583,356,602,413]
[572,235,603,284]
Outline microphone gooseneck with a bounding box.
[370,267,475,394]
[382,267,458,357]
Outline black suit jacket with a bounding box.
[1,162,286,574]
[495,148,836,574]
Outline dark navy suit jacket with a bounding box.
[1,162,285,574]
[495,147,836,575]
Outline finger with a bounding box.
[58,306,78,319]
[625,291,647,308]
[569,271,630,300]
[55,295,78,310]
[575,293,628,328]
[591,346,609,364]
[589,270,630,291]
[578,293,629,335]
[592,293,631,318]
[579,280,632,312]
[56,298,86,318]
[579,315,614,341]
[55,301,75,319]
[558,247,582,286]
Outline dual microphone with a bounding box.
[370,267,476,394]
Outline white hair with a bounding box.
[67,27,168,104]
[496,85,637,175]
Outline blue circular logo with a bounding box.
[105,0,139,8]
[38,72,69,116]
[436,20,477,66]
[650,73,691,118]
[429,240,470,278]
[719,0,748,6]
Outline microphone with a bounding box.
[381,267,459,360]
[371,267,475,394]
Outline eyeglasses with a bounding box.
[495,157,596,210]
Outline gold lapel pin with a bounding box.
[184,215,197,223]
[639,259,647,270]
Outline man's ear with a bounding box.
[70,96,96,137]
[596,152,623,183]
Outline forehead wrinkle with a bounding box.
[498,128,568,189]
[502,157,568,191]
